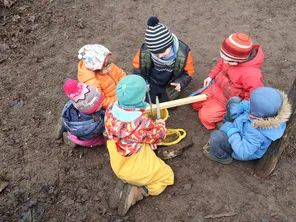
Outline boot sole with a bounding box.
[109,179,126,210]
[203,144,233,164]
[63,132,78,148]
[54,118,64,140]
[117,184,133,217]
[157,136,193,160]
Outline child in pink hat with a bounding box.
[55,79,105,148]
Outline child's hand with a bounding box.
[170,83,181,92]
[203,77,213,87]
[220,122,235,133]
[156,119,166,125]
[220,122,240,137]
[150,144,157,150]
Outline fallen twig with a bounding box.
[0,180,9,193]
[205,212,237,219]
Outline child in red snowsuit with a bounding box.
[192,32,264,129]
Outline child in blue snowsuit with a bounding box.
[59,79,105,148]
[203,87,292,164]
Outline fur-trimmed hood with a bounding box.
[252,91,292,129]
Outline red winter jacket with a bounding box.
[206,45,264,105]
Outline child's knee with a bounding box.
[198,107,207,120]
[210,130,225,145]
[192,101,201,111]
[198,108,215,123]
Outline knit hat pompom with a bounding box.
[64,79,104,114]
[220,32,253,62]
[64,79,80,96]
[147,16,159,26]
[145,16,173,54]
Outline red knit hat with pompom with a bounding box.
[220,33,253,62]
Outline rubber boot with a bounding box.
[117,185,147,216]
[203,141,233,164]
[108,179,126,210]
[54,118,65,140]
[63,132,78,148]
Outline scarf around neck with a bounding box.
[151,34,179,67]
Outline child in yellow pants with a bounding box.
[104,75,174,216]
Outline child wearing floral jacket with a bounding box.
[104,75,174,216]
[77,44,126,109]
[203,87,292,164]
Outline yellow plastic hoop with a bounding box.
[145,108,169,121]
[158,128,186,146]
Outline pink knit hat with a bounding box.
[64,79,104,114]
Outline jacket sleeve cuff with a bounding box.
[226,128,240,137]
[208,72,215,79]
[240,100,250,111]
[132,68,142,75]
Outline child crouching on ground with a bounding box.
[192,33,264,129]
[77,44,126,109]
[203,87,291,164]
[60,79,105,148]
[104,75,174,216]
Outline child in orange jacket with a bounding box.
[77,44,126,109]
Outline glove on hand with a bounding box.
[220,122,240,137]
[229,100,250,120]
[220,122,235,133]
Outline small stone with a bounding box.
[0,43,10,52]
[80,189,88,194]
[16,100,24,108]
[63,198,74,206]
[75,19,85,29]
[4,0,16,8]
[28,16,35,23]
[0,55,8,63]
[0,180,9,193]
[8,100,18,107]
[183,183,192,190]
[0,139,4,147]
[45,112,55,125]
[12,15,21,22]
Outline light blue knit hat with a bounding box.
[116,75,147,108]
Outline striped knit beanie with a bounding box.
[220,33,253,62]
[145,16,173,54]
[64,79,104,114]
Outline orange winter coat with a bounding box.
[77,60,126,109]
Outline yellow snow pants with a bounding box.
[107,140,174,195]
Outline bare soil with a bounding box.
[1,0,296,221]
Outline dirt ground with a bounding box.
[1,0,296,221]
